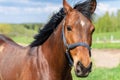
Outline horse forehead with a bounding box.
[66,12,80,24]
[70,12,87,24]
[75,18,86,27]
[74,18,86,28]
[76,13,91,28]
[66,11,90,28]
[66,11,79,19]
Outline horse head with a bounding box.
[63,0,96,77]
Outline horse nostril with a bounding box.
[76,61,82,71]
[77,61,84,68]
[75,62,82,77]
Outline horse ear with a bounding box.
[63,0,72,14]
[90,0,97,14]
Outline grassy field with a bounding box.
[91,31,120,49]
[92,43,120,49]
[72,65,120,80]
[12,36,34,45]
[93,31,120,42]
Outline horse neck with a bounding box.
[40,23,71,76]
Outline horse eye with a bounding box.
[67,26,72,31]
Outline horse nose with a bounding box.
[75,61,92,77]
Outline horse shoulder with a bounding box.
[19,47,41,80]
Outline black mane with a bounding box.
[30,8,65,47]
[74,0,94,20]
[30,0,93,47]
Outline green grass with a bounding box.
[91,31,120,49]
[72,65,120,80]
[92,43,120,49]
[12,36,34,45]
[93,31,120,41]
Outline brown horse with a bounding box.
[0,0,96,80]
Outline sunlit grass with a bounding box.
[72,65,120,80]
[92,43,120,49]
[12,36,34,45]
[93,31,120,41]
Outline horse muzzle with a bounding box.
[75,61,92,77]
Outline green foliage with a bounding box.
[72,65,120,80]
[0,23,43,45]
[9,25,37,37]
[23,23,43,31]
[94,10,120,33]
[0,23,43,37]
[0,24,12,35]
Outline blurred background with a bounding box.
[0,0,120,80]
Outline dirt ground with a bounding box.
[92,49,120,68]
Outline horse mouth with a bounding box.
[75,69,90,77]
[74,61,92,77]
